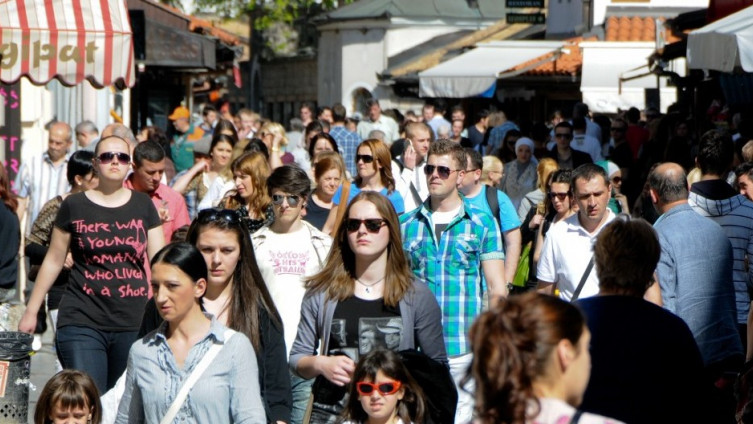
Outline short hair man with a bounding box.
[329,103,361,177]
[459,148,522,285]
[571,116,603,162]
[467,109,489,151]
[74,120,99,150]
[392,121,433,211]
[572,102,602,140]
[689,130,753,351]
[545,122,593,170]
[400,140,505,423]
[578,216,710,423]
[200,105,218,134]
[251,164,331,424]
[537,163,615,300]
[15,121,73,225]
[736,162,753,202]
[425,99,451,140]
[649,162,742,368]
[125,141,190,242]
[356,99,399,143]
[168,105,205,173]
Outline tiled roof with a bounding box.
[509,36,595,77]
[605,16,681,43]
[189,17,242,46]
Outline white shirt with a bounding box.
[197,175,235,211]
[537,210,616,301]
[571,133,604,162]
[392,159,429,213]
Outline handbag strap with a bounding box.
[160,329,236,424]
[569,409,584,424]
[570,257,594,302]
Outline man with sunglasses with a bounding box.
[545,122,593,170]
[537,163,615,302]
[251,164,332,424]
[459,148,522,289]
[125,141,190,242]
[400,140,505,423]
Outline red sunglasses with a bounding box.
[356,380,402,396]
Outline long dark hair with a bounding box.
[66,150,96,185]
[187,209,282,351]
[305,191,412,307]
[466,292,586,424]
[341,349,426,424]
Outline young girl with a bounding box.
[341,349,425,424]
[35,369,102,424]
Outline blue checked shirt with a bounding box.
[400,198,504,356]
[330,125,361,177]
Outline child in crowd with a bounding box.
[341,349,426,424]
[35,369,101,424]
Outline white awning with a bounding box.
[580,42,677,114]
[418,41,565,98]
[687,4,753,73]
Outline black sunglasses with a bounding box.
[272,194,301,207]
[97,152,131,165]
[554,133,572,139]
[548,191,570,201]
[346,218,387,233]
[424,164,458,179]
[198,208,243,224]
[356,154,374,164]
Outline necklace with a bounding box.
[355,277,385,294]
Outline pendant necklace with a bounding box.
[356,276,385,294]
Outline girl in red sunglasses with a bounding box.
[341,349,426,424]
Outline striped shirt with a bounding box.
[400,198,504,356]
[14,151,70,231]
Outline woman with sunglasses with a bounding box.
[322,139,405,235]
[137,207,290,423]
[341,349,426,424]
[221,151,275,234]
[19,135,165,392]
[466,292,620,424]
[533,169,574,268]
[290,191,446,423]
[116,242,266,423]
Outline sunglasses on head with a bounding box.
[356,154,374,164]
[423,164,458,179]
[197,208,243,224]
[346,218,387,233]
[548,191,570,201]
[97,152,131,165]
[356,380,402,396]
[271,194,301,207]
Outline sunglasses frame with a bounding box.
[346,218,387,233]
[97,151,131,165]
[356,380,402,397]
[548,191,570,201]
[356,154,375,164]
[271,194,301,207]
[423,164,458,179]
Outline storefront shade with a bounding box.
[0,0,134,88]
[687,4,753,73]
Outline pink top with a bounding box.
[125,177,190,242]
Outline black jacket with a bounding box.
[545,147,593,169]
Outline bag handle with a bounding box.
[570,257,594,302]
[160,329,236,424]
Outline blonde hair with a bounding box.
[536,158,559,192]
[481,156,503,185]
[259,121,288,147]
[223,152,271,219]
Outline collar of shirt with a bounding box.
[152,313,229,345]
[124,175,168,201]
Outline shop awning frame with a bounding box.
[0,0,134,88]
[687,4,753,73]
[418,40,566,98]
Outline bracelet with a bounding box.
[271,147,280,152]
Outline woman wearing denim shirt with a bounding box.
[116,242,265,423]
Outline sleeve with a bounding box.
[654,234,676,309]
[496,190,521,231]
[14,161,30,198]
[389,190,405,214]
[478,213,504,261]
[332,184,344,206]
[53,196,73,232]
[198,177,223,211]
[536,230,557,283]
[411,283,448,365]
[259,308,292,423]
[289,293,322,373]
[230,334,267,423]
[26,198,59,247]
[139,193,162,230]
[24,242,47,265]
[114,349,144,424]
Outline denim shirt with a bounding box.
[654,204,743,366]
[115,315,266,423]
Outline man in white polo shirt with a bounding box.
[536,163,615,301]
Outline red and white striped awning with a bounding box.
[0,0,134,87]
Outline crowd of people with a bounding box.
[3,96,753,423]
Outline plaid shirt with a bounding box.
[329,125,361,177]
[400,198,504,356]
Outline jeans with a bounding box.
[449,353,475,424]
[290,370,314,424]
[55,325,138,393]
